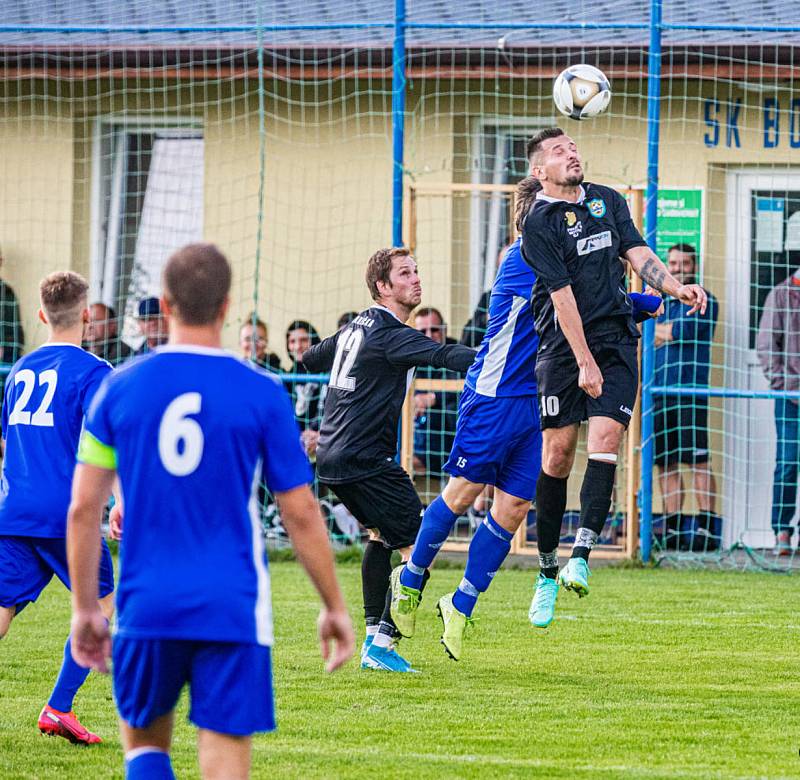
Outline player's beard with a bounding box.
[563,171,584,187]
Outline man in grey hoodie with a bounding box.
[756,270,800,556]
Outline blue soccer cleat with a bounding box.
[528,574,559,628]
[558,557,591,598]
[360,634,374,661]
[361,643,418,673]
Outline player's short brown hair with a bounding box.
[365,247,411,302]
[39,271,89,330]
[526,127,566,163]
[163,243,231,326]
[515,175,543,232]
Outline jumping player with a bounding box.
[390,176,662,658]
[522,127,706,605]
[0,271,115,744]
[67,244,353,780]
[302,247,475,673]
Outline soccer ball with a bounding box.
[553,64,612,121]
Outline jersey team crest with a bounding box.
[564,211,577,226]
[587,198,606,218]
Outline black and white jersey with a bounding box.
[302,305,476,483]
[521,182,647,358]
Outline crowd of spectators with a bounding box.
[8,250,797,558]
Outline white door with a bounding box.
[724,171,800,548]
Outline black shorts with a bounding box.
[322,462,422,550]
[536,333,639,430]
[653,398,710,466]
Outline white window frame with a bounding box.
[469,116,549,309]
[89,115,203,307]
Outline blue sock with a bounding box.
[401,496,459,589]
[47,635,91,712]
[125,749,175,780]
[452,513,513,617]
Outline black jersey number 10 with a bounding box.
[329,327,364,392]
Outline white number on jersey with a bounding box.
[158,392,204,476]
[328,327,364,392]
[7,369,58,427]
[540,395,560,418]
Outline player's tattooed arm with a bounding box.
[626,246,707,315]
[637,257,667,292]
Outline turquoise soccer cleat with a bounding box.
[360,634,374,660]
[528,574,559,628]
[361,643,418,673]
[558,557,591,598]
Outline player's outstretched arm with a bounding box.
[276,484,355,672]
[550,286,603,399]
[67,462,116,673]
[388,327,476,373]
[626,246,707,315]
[300,334,338,373]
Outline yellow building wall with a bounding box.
[1,74,798,525]
[0,90,76,349]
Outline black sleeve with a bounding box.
[385,327,476,373]
[300,334,338,373]
[610,189,648,254]
[521,209,570,294]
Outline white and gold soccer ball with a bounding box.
[553,64,612,121]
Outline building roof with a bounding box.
[1,0,797,49]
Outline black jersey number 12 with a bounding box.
[329,327,364,391]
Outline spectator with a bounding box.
[285,319,324,460]
[653,243,720,551]
[239,313,281,372]
[84,302,133,366]
[134,296,168,355]
[459,243,511,347]
[413,306,462,477]
[756,268,800,556]
[337,311,359,329]
[0,244,24,371]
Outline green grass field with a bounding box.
[1,562,798,779]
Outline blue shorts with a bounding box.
[113,637,275,736]
[443,388,542,501]
[0,535,115,611]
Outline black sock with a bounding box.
[362,540,393,627]
[378,566,430,635]
[660,512,680,550]
[572,459,616,561]
[536,471,567,577]
[694,510,722,552]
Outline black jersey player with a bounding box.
[521,127,706,605]
[302,247,475,672]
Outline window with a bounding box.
[748,191,800,348]
[90,121,204,345]
[470,122,545,308]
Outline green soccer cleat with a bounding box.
[528,573,559,628]
[436,593,474,662]
[558,557,591,598]
[389,565,421,638]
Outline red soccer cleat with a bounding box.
[38,705,102,745]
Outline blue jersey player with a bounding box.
[0,271,115,744]
[389,176,543,660]
[67,244,354,780]
[390,177,662,659]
